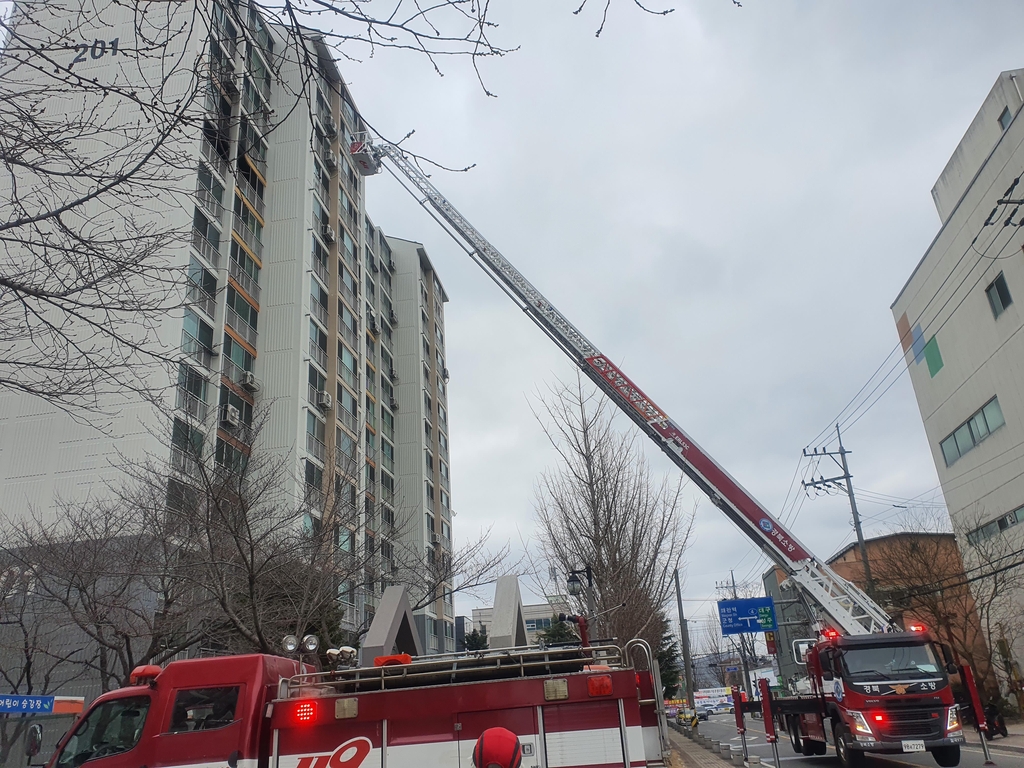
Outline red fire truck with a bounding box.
[46,639,668,768]
[773,628,965,768]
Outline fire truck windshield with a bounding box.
[840,643,943,682]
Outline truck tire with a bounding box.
[834,725,866,768]
[931,746,960,767]
[787,717,803,755]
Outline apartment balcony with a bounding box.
[366,377,376,399]
[191,227,221,267]
[222,357,246,386]
[439,444,449,462]
[440,474,449,491]
[339,279,356,310]
[170,446,199,477]
[366,410,377,431]
[176,387,209,421]
[211,58,239,102]
[225,307,258,348]
[310,299,328,328]
[340,322,358,351]
[312,258,329,285]
[228,259,260,304]
[338,407,357,434]
[181,331,214,369]
[232,215,263,259]
[200,139,230,182]
[309,341,327,371]
[237,176,265,219]
[196,187,224,223]
[382,453,394,473]
[426,464,435,483]
[306,433,326,463]
[212,21,238,59]
[242,96,271,133]
[242,148,267,179]
[307,383,322,408]
[186,281,215,318]
[254,74,271,102]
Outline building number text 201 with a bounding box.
[70,39,119,68]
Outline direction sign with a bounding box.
[725,665,739,673]
[717,597,777,636]
[0,695,54,714]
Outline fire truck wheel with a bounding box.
[931,746,960,767]
[787,718,803,754]
[834,726,866,768]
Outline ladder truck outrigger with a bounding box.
[47,140,978,768]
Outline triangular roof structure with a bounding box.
[489,575,528,648]
[359,585,424,665]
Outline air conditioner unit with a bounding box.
[389,397,398,411]
[369,318,380,335]
[431,533,441,545]
[388,309,397,325]
[221,404,240,428]
[241,370,260,392]
[325,155,338,174]
[324,119,338,138]
[388,366,397,380]
[442,367,450,382]
[318,391,334,410]
[322,226,336,243]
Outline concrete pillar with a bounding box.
[711,742,721,754]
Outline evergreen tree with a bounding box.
[658,630,683,700]
[537,616,580,645]
[464,627,489,650]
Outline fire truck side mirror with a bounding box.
[939,644,958,675]
[25,724,42,757]
[792,639,815,665]
[820,649,835,681]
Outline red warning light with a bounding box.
[822,628,840,640]
[294,701,317,724]
[873,714,884,722]
[908,624,926,633]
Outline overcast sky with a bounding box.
[338,2,1024,628]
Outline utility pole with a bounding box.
[674,569,696,711]
[802,425,875,597]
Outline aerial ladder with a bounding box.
[352,139,893,637]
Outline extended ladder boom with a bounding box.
[371,142,891,636]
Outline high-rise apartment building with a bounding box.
[892,68,1024,680]
[386,237,455,653]
[0,0,452,653]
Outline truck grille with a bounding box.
[877,709,944,740]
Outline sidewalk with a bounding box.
[667,724,742,768]
[965,721,1024,755]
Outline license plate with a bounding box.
[902,740,926,753]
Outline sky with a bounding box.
[329,1,1024,630]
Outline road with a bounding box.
[691,713,1024,768]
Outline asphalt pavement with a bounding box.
[682,712,1024,768]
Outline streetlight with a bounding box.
[566,565,596,635]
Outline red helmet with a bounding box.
[472,727,523,768]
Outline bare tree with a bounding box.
[531,374,693,650]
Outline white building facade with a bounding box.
[892,68,1024,680]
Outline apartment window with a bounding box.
[422,336,430,358]
[1000,106,1013,131]
[424,420,432,441]
[304,459,323,491]
[216,438,248,472]
[192,209,220,248]
[339,345,356,388]
[178,363,207,402]
[172,418,204,458]
[336,527,355,552]
[438,404,447,428]
[230,241,261,285]
[424,391,432,414]
[986,273,1013,319]
[227,287,258,331]
[233,194,262,239]
[337,427,356,460]
[364,272,376,302]
[425,450,433,471]
[940,396,1005,467]
[219,385,253,427]
[440,461,449,483]
[198,166,225,204]
[341,229,356,263]
[967,505,1024,545]
[183,309,214,349]
[440,489,450,514]
[425,510,435,534]
[224,335,253,373]
[338,387,357,419]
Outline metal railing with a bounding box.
[306,433,326,462]
[228,260,261,303]
[181,331,214,369]
[311,299,328,327]
[170,447,199,476]
[176,388,209,421]
[382,452,394,472]
[186,282,215,318]
[308,383,321,407]
[200,139,230,181]
[242,148,267,178]
[340,322,358,350]
[309,341,327,370]
[222,357,245,385]
[339,277,357,309]
[211,57,238,100]
[225,307,258,347]
[237,175,265,219]
[312,258,329,285]
[196,187,224,222]
[191,228,221,266]
[338,407,357,433]
[233,215,263,259]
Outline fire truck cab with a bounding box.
[783,630,965,768]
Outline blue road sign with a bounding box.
[0,695,54,714]
[717,597,777,636]
[725,666,739,673]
